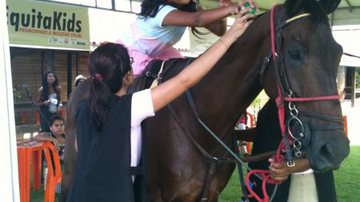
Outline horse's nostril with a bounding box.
[319,143,335,159]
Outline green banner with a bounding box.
[6,0,90,50]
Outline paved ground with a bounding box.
[341,98,360,145]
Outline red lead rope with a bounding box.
[244,6,284,202]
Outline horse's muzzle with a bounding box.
[306,129,350,172]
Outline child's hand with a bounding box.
[240,0,258,14]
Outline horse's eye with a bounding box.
[288,49,301,60]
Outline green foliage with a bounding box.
[13,86,23,102]
[250,91,269,111]
[356,68,360,88]
[334,146,360,202]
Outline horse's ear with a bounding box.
[284,0,302,13]
[284,0,303,16]
[318,0,341,14]
[285,0,340,15]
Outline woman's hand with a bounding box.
[268,158,292,182]
[221,8,256,45]
[219,0,257,16]
[268,157,311,182]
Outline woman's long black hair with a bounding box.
[139,0,198,18]
[40,71,60,103]
[88,43,131,132]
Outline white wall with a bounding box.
[0,0,20,201]
[333,25,360,67]
[88,8,137,48]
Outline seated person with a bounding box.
[34,114,65,158]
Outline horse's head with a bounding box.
[261,0,349,171]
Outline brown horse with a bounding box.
[62,0,349,201]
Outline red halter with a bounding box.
[245,5,340,202]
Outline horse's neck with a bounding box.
[192,13,271,133]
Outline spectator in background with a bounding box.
[34,114,65,157]
[73,74,86,87]
[37,71,62,132]
[34,114,65,185]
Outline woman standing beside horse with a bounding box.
[66,10,255,202]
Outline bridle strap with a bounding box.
[285,95,339,102]
[285,13,311,23]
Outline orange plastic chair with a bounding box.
[42,142,62,202]
[17,141,42,202]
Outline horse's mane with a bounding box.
[285,0,329,23]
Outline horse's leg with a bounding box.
[163,163,234,202]
[207,163,235,202]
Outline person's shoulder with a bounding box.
[153,4,178,19]
[158,4,178,14]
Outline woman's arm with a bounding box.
[203,0,241,36]
[163,4,239,28]
[151,11,255,112]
